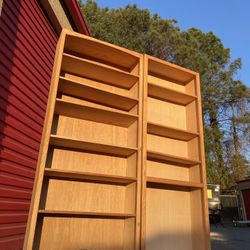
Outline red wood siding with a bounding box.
[0,0,58,249]
[242,189,250,220]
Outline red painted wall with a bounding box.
[0,0,58,249]
[242,189,250,220]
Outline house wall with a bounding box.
[0,0,90,248]
[0,1,58,249]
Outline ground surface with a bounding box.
[210,223,250,250]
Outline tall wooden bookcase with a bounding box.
[24,29,143,250]
[141,55,209,250]
[24,30,210,250]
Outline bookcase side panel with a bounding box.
[193,74,210,250]
[24,31,66,250]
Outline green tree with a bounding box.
[79,0,250,187]
[223,79,250,185]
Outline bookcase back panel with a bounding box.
[62,53,133,76]
[55,116,136,147]
[147,134,189,158]
[147,160,190,181]
[48,148,136,177]
[37,217,130,250]
[148,75,186,93]
[147,98,187,130]
[40,179,135,213]
[146,188,192,250]
[65,73,139,99]
[61,53,139,90]
[59,94,138,115]
[64,34,139,73]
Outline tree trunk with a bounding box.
[209,107,227,187]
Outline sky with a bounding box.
[90,0,250,87]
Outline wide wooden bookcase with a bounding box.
[24,30,210,250]
[24,29,143,250]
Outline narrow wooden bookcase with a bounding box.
[24,29,143,250]
[141,55,210,250]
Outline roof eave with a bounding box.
[64,0,91,36]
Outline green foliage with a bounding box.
[80,0,250,188]
[81,1,150,52]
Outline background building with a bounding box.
[237,179,250,220]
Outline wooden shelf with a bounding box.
[50,135,137,158]
[38,210,135,219]
[148,82,196,105]
[147,150,200,166]
[64,33,140,72]
[147,177,203,191]
[55,98,138,128]
[147,122,198,141]
[58,77,138,111]
[44,168,136,185]
[61,53,139,89]
[148,57,195,84]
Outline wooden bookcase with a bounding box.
[141,55,210,250]
[24,30,210,250]
[24,29,143,250]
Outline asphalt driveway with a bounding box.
[210,224,250,250]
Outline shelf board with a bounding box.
[148,56,195,84]
[61,53,139,89]
[64,33,140,72]
[148,82,197,105]
[38,210,135,219]
[50,135,137,158]
[147,122,198,141]
[44,168,136,185]
[147,177,203,191]
[58,77,138,111]
[55,98,138,128]
[147,150,200,166]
